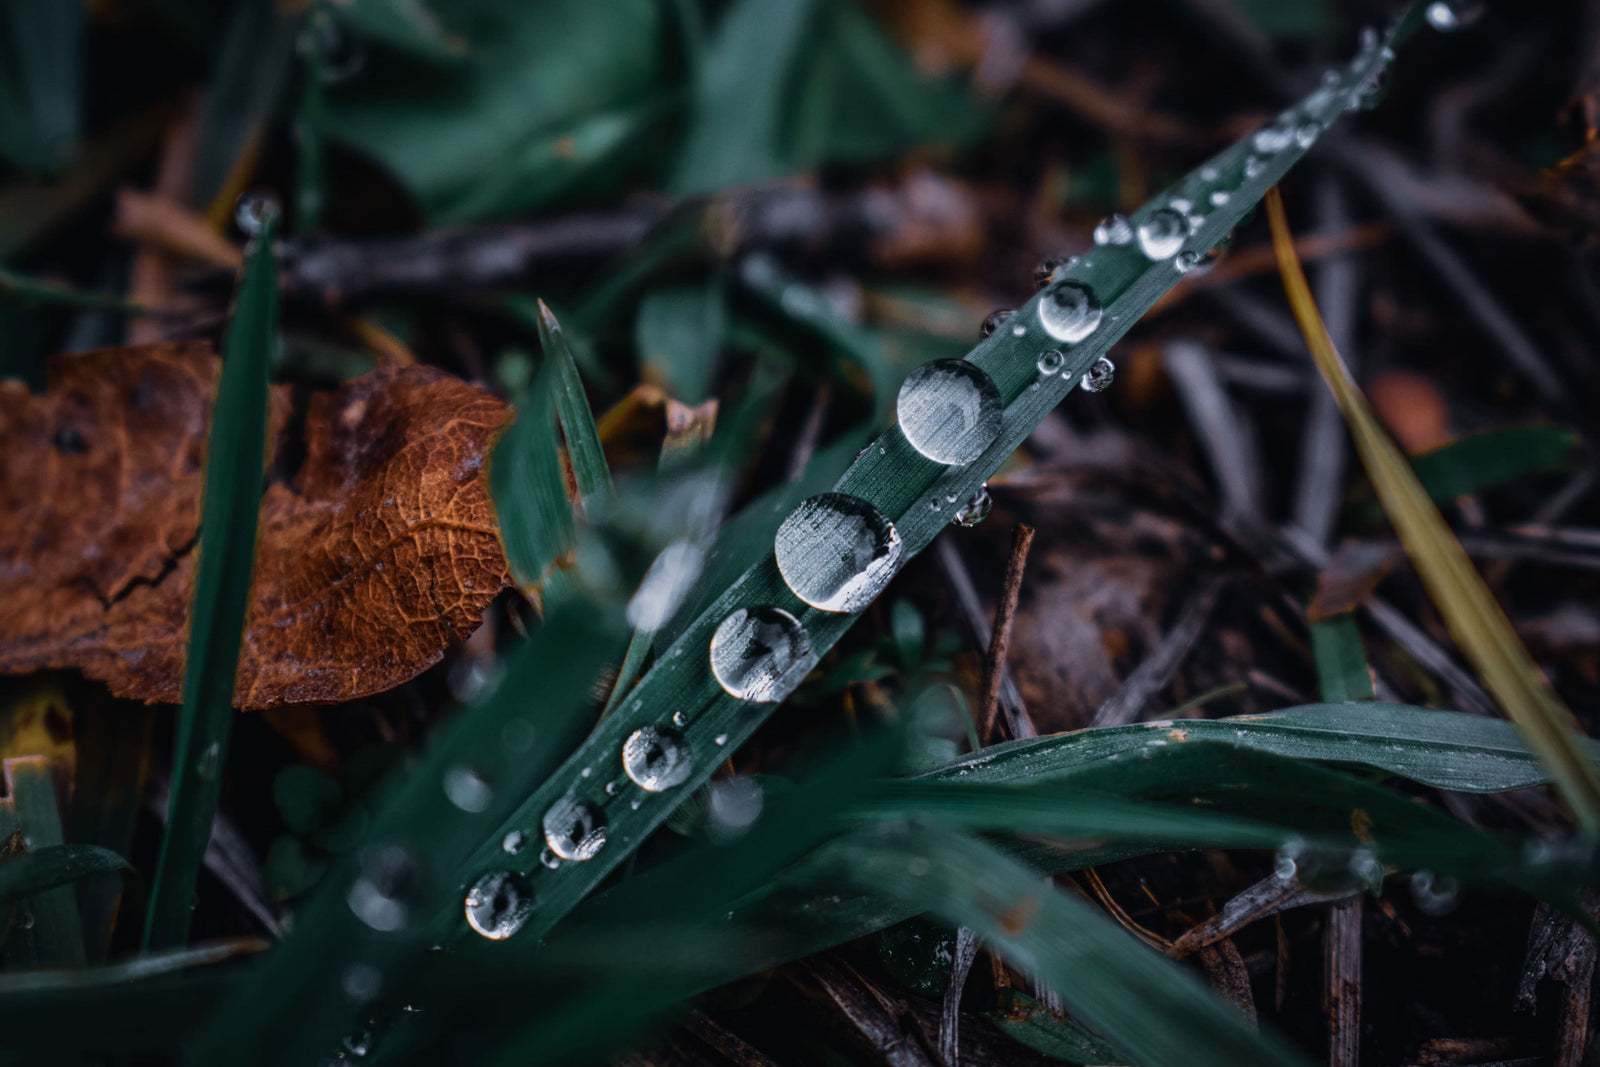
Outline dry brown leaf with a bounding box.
[0,342,512,709]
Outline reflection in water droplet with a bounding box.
[979,308,1014,339]
[775,493,902,613]
[502,830,526,855]
[443,765,492,813]
[952,486,992,528]
[1036,350,1064,375]
[464,870,536,940]
[1032,257,1066,290]
[1135,209,1188,260]
[542,795,607,861]
[896,360,1002,466]
[1092,213,1134,247]
[622,726,693,791]
[347,845,419,932]
[1426,1,1483,31]
[1080,356,1116,393]
[627,541,705,631]
[1036,280,1103,345]
[709,607,817,703]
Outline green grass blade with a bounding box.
[0,844,131,905]
[1409,424,1577,502]
[1310,615,1375,701]
[535,299,611,507]
[143,206,280,951]
[926,702,1595,794]
[490,356,576,605]
[0,0,83,172]
[0,757,84,967]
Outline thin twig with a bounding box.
[936,539,1034,739]
[978,524,1035,744]
[1323,896,1363,1067]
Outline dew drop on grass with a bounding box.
[1135,209,1188,260]
[1174,251,1201,274]
[627,541,705,631]
[347,845,419,932]
[895,360,1002,465]
[1209,190,1230,207]
[1080,356,1116,393]
[708,777,764,837]
[979,308,1014,339]
[671,710,687,727]
[1409,870,1462,915]
[622,726,693,791]
[1294,123,1320,149]
[952,486,992,528]
[1092,213,1134,246]
[1037,280,1102,344]
[709,607,817,702]
[342,962,382,1004]
[501,830,526,855]
[1244,156,1267,179]
[542,795,607,861]
[443,765,492,813]
[464,870,536,940]
[775,493,902,613]
[539,847,560,870]
[1036,350,1064,375]
[1426,1,1483,31]
[297,8,365,83]
[234,191,280,236]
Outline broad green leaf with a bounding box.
[1311,615,1375,701]
[144,208,280,951]
[1410,425,1577,502]
[1266,188,1600,831]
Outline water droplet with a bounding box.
[627,541,705,631]
[895,360,1002,466]
[1092,213,1134,246]
[709,607,816,703]
[1135,209,1188,260]
[1032,257,1066,290]
[671,710,687,727]
[347,845,419,932]
[775,493,902,613]
[1274,838,1302,880]
[342,962,382,1004]
[929,498,942,511]
[979,308,1015,339]
[952,486,992,528]
[1350,48,1395,110]
[1174,251,1201,274]
[1010,322,1026,337]
[622,726,693,791]
[1294,123,1320,149]
[1036,350,1064,375]
[1426,1,1483,31]
[1409,870,1462,915]
[1199,165,1219,181]
[714,733,729,746]
[443,765,492,813]
[197,741,222,781]
[1080,356,1116,393]
[538,847,560,870]
[604,780,619,796]
[542,795,607,861]
[13,908,32,931]
[1209,190,1230,207]
[464,870,536,940]
[234,192,280,236]
[1168,197,1193,214]
[298,8,366,83]
[1252,125,1293,154]
[709,777,764,837]
[1036,280,1103,344]
[1244,156,1267,180]
[343,1030,373,1057]
[502,830,526,854]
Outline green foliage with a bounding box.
[0,845,131,907]
[1410,424,1578,502]
[0,0,83,172]
[1311,616,1376,701]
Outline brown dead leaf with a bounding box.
[0,342,512,709]
[1367,370,1452,453]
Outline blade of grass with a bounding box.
[1311,615,1375,702]
[1410,425,1578,503]
[489,356,576,607]
[144,205,280,950]
[0,844,131,904]
[1,757,84,966]
[536,299,611,507]
[1265,186,1600,832]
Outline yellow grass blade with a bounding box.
[1264,187,1600,833]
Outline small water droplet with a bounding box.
[14,908,34,931]
[1010,322,1026,337]
[1209,190,1230,207]
[197,741,222,781]
[1244,156,1268,180]
[1294,123,1320,149]
[775,493,902,613]
[714,733,728,746]
[604,780,619,796]
[671,710,687,727]
[342,962,382,1004]
[1080,356,1116,393]
[627,541,705,631]
[443,765,492,813]
[895,360,1002,466]
[708,607,817,702]
[929,498,942,511]
[342,1030,373,1058]
[1037,280,1103,344]
[1135,209,1188,260]
[1425,0,1483,31]
[1409,870,1462,915]
[542,796,607,862]
[1252,125,1293,154]
[952,485,992,528]
[464,870,536,940]
[347,845,419,932]
[622,726,693,791]
[539,847,560,869]
[234,191,280,236]
[502,830,526,855]
[1036,350,1064,375]
[1092,213,1134,247]
[1174,251,1201,274]
[1199,165,1219,181]
[1168,197,1193,214]
[979,308,1015,339]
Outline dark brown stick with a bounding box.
[1323,896,1363,1067]
[978,523,1034,744]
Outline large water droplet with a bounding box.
[542,795,607,861]
[1092,213,1134,247]
[979,309,1014,339]
[627,540,705,631]
[1080,356,1116,393]
[709,607,817,702]
[1425,1,1483,30]
[896,360,1002,466]
[443,765,492,813]
[464,870,536,940]
[622,726,694,791]
[775,493,902,613]
[347,845,419,932]
[1135,209,1188,260]
[952,486,992,528]
[1036,280,1102,344]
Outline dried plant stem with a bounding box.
[978,523,1034,744]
